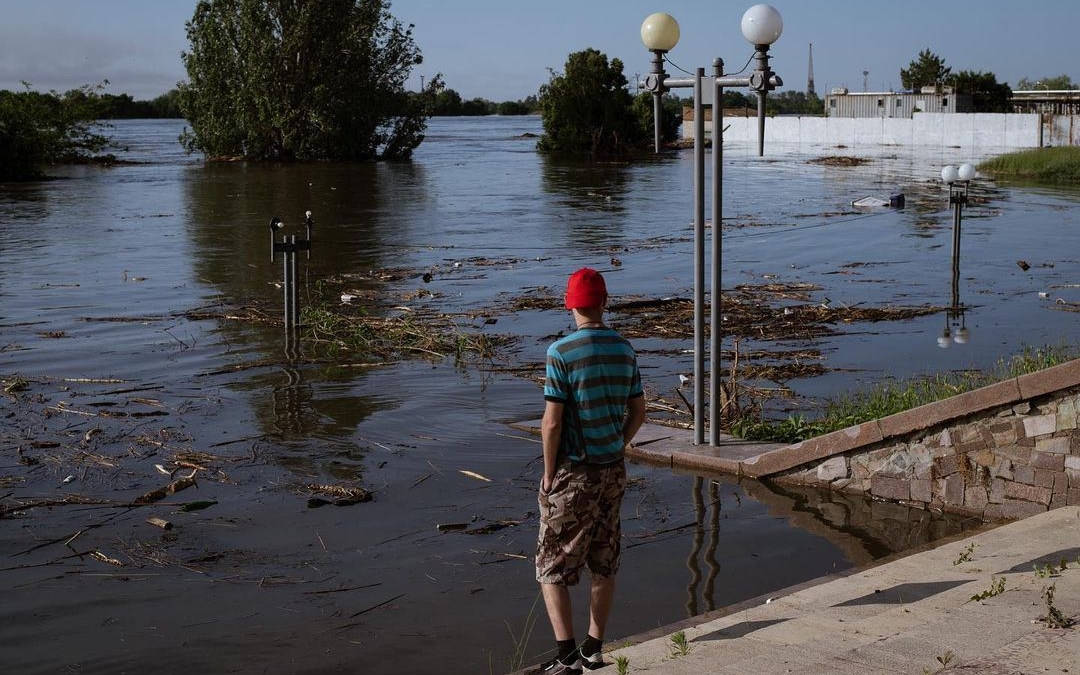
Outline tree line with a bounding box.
[2,0,1076,181]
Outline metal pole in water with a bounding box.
[283,235,294,337]
[290,234,300,331]
[710,58,724,446]
[693,67,706,446]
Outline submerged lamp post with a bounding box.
[938,163,975,348]
[640,5,783,446]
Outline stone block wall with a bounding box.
[776,390,1080,522]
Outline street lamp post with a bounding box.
[640,5,783,446]
[938,163,975,349]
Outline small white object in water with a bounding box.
[678,374,691,387]
[1038,292,1049,299]
[341,294,357,304]
[62,475,76,484]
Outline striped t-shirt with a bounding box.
[544,327,644,465]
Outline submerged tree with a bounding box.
[630,92,681,147]
[537,48,645,156]
[0,84,111,181]
[178,0,436,161]
[900,49,951,91]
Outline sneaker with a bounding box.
[533,653,583,675]
[579,648,605,670]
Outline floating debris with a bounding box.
[305,483,371,507]
[460,470,492,483]
[134,475,198,505]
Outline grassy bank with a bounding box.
[978,146,1080,183]
[732,344,1080,443]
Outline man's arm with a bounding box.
[622,394,647,447]
[540,399,564,493]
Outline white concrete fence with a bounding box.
[692,113,1080,152]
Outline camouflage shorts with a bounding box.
[535,461,627,585]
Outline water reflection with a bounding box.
[235,365,394,443]
[667,471,983,623]
[540,155,639,250]
[540,155,630,212]
[684,476,722,614]
[180,160,433,304]
[272,365,313,435]
[0,183,51,294]
[939,192,972,348]
[746,479,983,561]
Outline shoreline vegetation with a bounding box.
[977,146,1080,183]
[301,263,1080,446]
[731,345,1080,442]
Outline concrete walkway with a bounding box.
[617,429,1080,673]
[601,505,1080,674]
[510,421,1080,674]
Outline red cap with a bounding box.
[565,267,607,309]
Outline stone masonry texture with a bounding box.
[776,361,1080,521]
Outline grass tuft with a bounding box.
[731,344,1079,443]
[978,146,1080,184]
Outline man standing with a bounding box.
[534,267,647,674]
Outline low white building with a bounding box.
[823,86,972,118]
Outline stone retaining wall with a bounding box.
[769,361,1080,522]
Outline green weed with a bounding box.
[668,630,692,657]
[924,649,955,673]
[970,576,1006,602]
[953,543,976,566]
[3,376,29,394]
[504,593,541,672]
[1039,584,1075,628]
[614,654,631,675]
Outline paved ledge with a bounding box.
[513,507,1080,675]
[508,420,784,474]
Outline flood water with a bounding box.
[1,117,1079,675]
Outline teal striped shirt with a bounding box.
[544,327,644,465]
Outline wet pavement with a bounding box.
[592,505,1080,674]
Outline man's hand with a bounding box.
[541,399,564,496]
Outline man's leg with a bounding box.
[540,581,574,640]
[587,574,615,640]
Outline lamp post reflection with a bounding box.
[938,164,975,348]
[685,476,723,614]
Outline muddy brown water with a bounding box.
[2,118,1078,674]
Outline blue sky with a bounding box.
[1,0,1076,101]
